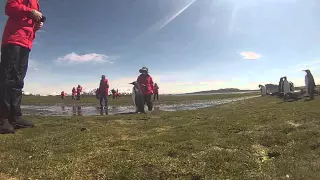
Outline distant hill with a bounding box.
[186,88,258,95]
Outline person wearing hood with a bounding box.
[259,85,267,96]
[304,69,316,100]
[137,67,154,111]
[98,75,109,113]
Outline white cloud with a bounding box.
[28,59,41,72]
[240,51,261,60]
[56,52,113,64]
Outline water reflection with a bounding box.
[71,106,83,116]
[22,96,259,116]
[99,109,109,115]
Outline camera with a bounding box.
[40,16,46,22]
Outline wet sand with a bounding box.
[21,96,259,116]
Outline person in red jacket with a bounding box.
[98,75,109,114]
[115,89,119,99]
[0,0,44,134]
[61,91,66,100]
[76,85,82,100]
[137,67,154,111]
[72,87,76,100]
[153,83,159,101]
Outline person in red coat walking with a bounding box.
[98,75,109,113]
[137,67,154,111]
[0,0,45,134]
[153,83,159,101]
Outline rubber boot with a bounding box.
[9,116,34,129]
[0,119,15,134]
[105,104,109,115]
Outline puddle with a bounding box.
[21,96,259,116]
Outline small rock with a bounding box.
[80,127,88,131]
[286,174,290,178]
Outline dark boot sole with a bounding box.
[0,130,15,134]
[13,124,35,129]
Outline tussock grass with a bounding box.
[1,96,320,179]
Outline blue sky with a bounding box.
[0,0,319,94]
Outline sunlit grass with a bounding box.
[1,96,319,179]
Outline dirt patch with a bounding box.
[286,121,302,128]
[0,173,18,180]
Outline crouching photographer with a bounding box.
[0,0,46,134]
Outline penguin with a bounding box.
[258,85,267,96]
[282,77,290,94]
[303,69,316,100]
[129,81,146,113]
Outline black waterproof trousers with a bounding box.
[0,44,30,120]
[153,93,159,101]
[144,94,153,111]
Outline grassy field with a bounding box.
[1,96,320,179]
[21,92,259,106]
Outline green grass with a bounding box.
[1,96,320,179]
[21,93,259,106]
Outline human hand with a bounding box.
[35,22,44,31]
[31,9,42,22]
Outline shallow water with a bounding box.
[21,96,259,116]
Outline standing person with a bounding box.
[72,87,76,100]
[137,67,154,111]
[116,89,119,99]
[111,89,116,99]
[304,69,316,100]
[76,85,82,100]
[153,83,159,100]
[98,75,109,113]
[61,91,66,99]
[0,0,44,134]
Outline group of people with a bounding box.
[110,89,120,99]
[95,66,160,114]
[60,85,83,100]
[259,69,316,100]
[72,85,83,100]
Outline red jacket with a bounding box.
[137,74,154,95]
[99,79,109,96]
[2,0,40,49]
[77,86,82,93]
